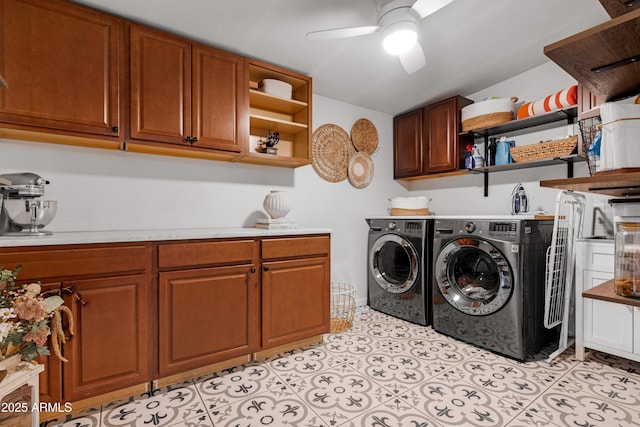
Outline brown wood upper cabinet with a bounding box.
[393,95,472,179]
[394,109,424,178]
[128,24,245,154]
[0,0,123,139]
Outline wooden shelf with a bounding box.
[540,171,640,197]
[583,279,640,307]
[247,60,312,168]
[469,155,585,174]
[544,8,640,102]
[249,89,307,115]
[249,114,307,134]
[599,0,640,18]
[239,152,311,168]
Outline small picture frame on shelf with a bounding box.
[256,130,280,155]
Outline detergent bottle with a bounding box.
[495,137,513,165]
[464,144,474,169]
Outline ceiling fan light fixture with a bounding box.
[382,22,417,55]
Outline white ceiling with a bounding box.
[73,0,610,116]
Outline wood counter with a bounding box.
[583,279,640,307]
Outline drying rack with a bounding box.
[544,190,586,362]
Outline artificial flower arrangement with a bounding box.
[0,265,73,364]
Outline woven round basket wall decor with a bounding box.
[350,118,378,154]
[312,124,355,182]
[348,152,374,188]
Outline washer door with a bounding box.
[369,234,419,294]
[434,237,513,315]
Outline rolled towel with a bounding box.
[517,85,578,119]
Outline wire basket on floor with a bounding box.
[330,281,356,333]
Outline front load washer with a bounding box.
[366,217,432,325]
[432,217,555,360]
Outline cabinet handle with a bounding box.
[250,267,256,273]
[111,126,119,133]
[191,137,199,144]
[263,266,269,271]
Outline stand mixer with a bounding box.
[0,172,57,236]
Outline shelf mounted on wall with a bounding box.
[462,107,580,196]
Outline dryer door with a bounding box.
[369,233,419,294]
[434,237,513,315]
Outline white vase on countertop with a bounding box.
[263,190,292,219]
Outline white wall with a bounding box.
[0,95,403,306]
[0,61,615,309]
[408,61,613,235]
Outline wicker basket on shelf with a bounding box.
[509,135,578,163]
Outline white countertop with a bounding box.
[366,214,554,221]
[0,227,332,247]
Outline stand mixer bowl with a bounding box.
[3,199,57,234]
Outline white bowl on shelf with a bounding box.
[259,79,292,99]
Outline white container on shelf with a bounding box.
[599,103,640,172]
[258,79,292,99]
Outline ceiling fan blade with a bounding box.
[399,41,426,74]
[411,0,454,19]
[306,26,380,40]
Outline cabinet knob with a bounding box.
[185,136,192,143]
[263,266,269,271]
[250,267,256,273]
[191,137,199,144]
[111,126,119,133]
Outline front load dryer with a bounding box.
[366,217,432,325]
[431,217,555,360]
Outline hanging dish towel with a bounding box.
[517,85,578,119]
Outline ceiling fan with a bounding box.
[306,0,454,75]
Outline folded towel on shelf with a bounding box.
[517,85,578,119]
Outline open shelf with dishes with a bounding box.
[243,60,312,168]
[463,107,582,196]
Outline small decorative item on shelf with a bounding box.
[0,265,73,378]
[257,190,296,229]
[256,130,280,155]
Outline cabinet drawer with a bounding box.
[261,235,330,260]
[0,245,149,281]
[158,239,255,269]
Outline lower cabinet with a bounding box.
[262,256,330,348]
[0,243,151,403]
[576,239,640,362]
[158,265,259,377]
[63,274,150,402]
[0,233,330,404]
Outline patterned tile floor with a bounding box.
[40,308,640,427]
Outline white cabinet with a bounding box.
[575,239,640,362]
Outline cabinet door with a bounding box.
[129,24,191,145]
[262,256,330,349]
[37,282,64,404]
[158,265,259,377]
[393,109,423,178]
[582,270,634,352]
[423,97,471,173]
[63,274,150,402]
[0,0,122,137]
[191,44,244,153]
